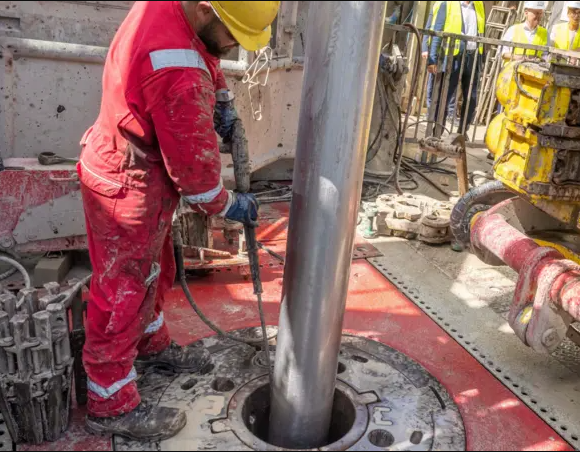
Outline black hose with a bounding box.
[403,157,456,175]
[242,223,272,381]
[514,61,540,101]
[450,180,515,247]
[362,26,456,200]
[364,25,446,199]
[401,161,452,197]
[366,75,390,163]
[394,23,423,195]
[174,234,275,346]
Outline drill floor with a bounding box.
[18,202,574,451]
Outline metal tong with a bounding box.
[38,152,79,166]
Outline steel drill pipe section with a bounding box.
[269,1,386,449]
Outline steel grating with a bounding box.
[369,239,580,448]
[406,240,580,376]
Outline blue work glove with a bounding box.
[225,192,259,226]
[214,100,238,141]
[379,54,388,73]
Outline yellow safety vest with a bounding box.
[553,22,580,51]
[425,1,444,50]
[431,1,443,30]
[443,1,486,55]
[512,23,548,56]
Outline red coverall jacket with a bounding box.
[78,1,231,417]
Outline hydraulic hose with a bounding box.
[174,230,275,347]
[394,23,423,195]
[0,250,19,282]
[0,253,31,289]
[514,61,540,101]
[450,179,515,247]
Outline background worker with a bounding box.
[79,0,279,442]
[501,1,548,61]
[428,1,486,135]
[422,1,456,120]
[549,1,580,63]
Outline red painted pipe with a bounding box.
[472,209,580,324]
[553,272,580,320]
[471,213,541,273]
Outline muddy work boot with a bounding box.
[86,403,186,441]
[135,341,211,374]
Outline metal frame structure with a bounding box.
[384,23,579,154]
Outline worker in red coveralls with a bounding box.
[78,1,280,441]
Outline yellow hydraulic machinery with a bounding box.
[486,61,580,233]
[451,61,580,355]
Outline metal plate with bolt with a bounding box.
[114,328,465,451]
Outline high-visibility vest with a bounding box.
[512,23,548,56]
[553,22,580,51]
[442,1,486,55]
[431,2,443,31]
[425,1,443,48]
[432,1,443,27]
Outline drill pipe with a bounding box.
[268,1,386,448]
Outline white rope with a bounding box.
[242,46,272,121]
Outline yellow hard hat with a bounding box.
[210,1,281,51]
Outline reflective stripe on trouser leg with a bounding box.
[137,231,175,357]
[88,367,137,399]
[144,312,164,334]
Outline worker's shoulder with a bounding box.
[118,3,214,89]
[503,23,517,36]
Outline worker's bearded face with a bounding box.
[198,16,239,58]
[524,9,543,29]
[569,8,580,27]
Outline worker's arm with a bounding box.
[548,26,557,48]
[215,65,228,91]
[501,26,523,61]
[214,65,238,141]
[546,27,560,62]
[143,69,256,223]
[428,2,447,72]
[422,12,434,58]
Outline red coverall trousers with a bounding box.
[81,172,179,417]
[79,0,230,418]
